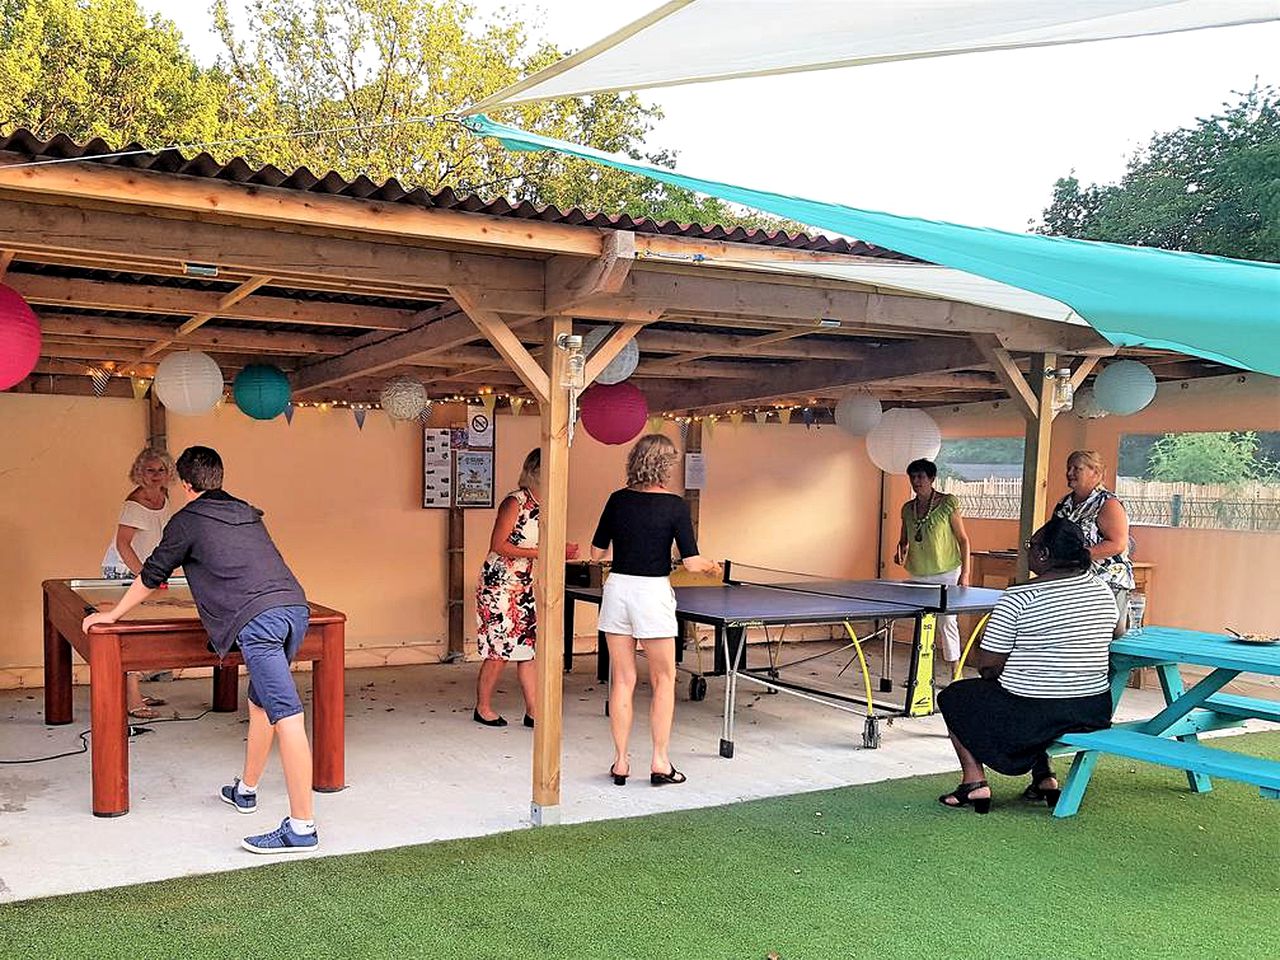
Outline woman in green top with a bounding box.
[894,458,971,664]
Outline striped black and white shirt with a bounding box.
[979,572,1118,698]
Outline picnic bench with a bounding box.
[1050,626,1280,818]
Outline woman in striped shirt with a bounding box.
[935,517,1117,813]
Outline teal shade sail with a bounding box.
[464,115,1280,376]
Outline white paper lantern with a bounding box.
[154,350,224,416]
[865,408,942,475]
[380,376,428,421]
[834,392,883,437]
[1072,385,1110,420]
[1094,360,1157,415]
[582,325,640,385]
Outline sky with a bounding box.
[142,1,1280,231]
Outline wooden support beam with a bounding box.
[291,301,481,395]
[7,273,426,331]
[551,324,869,362]
[0,199,546,313]
[583,323,645,386]
[38,312,355,355]
[142,276,273,357]
[973,334,1038,418]
[1069,356,1101,390]
[1017,353,1057,581]
[531,315,571,824]
[0,249,13,280]
[643,338,984,412]
[446,508,465,660]
[545,231,636,315]
[148,388,167,453]
[451,286,550,405]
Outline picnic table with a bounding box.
[1052,626,1280,818]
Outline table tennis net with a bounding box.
[724,563,948,610]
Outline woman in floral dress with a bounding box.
[473,449,545,728]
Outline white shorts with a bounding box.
[598,573,679,640]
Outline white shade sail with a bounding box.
[467,0,1280,113]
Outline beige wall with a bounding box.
[3,371,1275,686]
[1,394,887,685]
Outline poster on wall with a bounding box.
[423,429,453,508]
[684,452,706,491]
[455,450,495,507]
[467,404,494,449]
[423,419,495,509]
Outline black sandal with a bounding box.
[650,765,687,786]
[609,764,628,786]
[938,779,991,814]
[1022,780,1061,808]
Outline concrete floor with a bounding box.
[0,643,1262,904]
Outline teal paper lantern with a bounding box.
[233,364,291,420]
[1093,360,1157,416]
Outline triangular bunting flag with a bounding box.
[703,416,716,438]
[802,407,815,429]
[510,397,526,417]
[481,394,497,417]
[353,407,367,430]
[89,367,111,398]
[778,408,793,426]
[753,410,770,425]
[677,421,689,444]
[417,402,434,425]
[729,411,743,427]
[647,415,664,434]
[283,403,295,425]
[130,376,151,400]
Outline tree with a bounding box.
[0,0,231,145]
[212,0,810,231]
[1037,85,1280,262]
[1148,431,1277,485]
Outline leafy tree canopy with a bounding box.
[0,0,807,232]
[1037,85,1280,262]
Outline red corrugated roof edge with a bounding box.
[0,128,910,259]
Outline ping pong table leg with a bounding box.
[719,626,746,759]
[878,619,893,693]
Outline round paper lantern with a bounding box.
[865,408,942,475]
[154,350,224,416]
[0,283,41,390]
[233,363,291,420]
[834,392,883,437]
[582,325,640,385]
[380,376,428,421]
[1094,360,1157,415]
[579,382,649,445]
[1072,385,1110,420]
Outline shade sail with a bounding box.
[464,114,1280,375]
[467,0,1280,112]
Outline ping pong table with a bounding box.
[564,561,1004,756]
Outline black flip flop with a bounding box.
[650,766,687,786]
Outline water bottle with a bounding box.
[1127,593,1147,633]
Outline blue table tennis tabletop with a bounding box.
[566,578,1004,628]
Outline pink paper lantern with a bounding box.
[580,382,649,445]
[0,283,41,390]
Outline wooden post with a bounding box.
[447,506,466,659]
[147,387,167,452]
[1016,353,1056,580]
[681,420,703,651]
[531,315,571,825]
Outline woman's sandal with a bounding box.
[650,766,687,786]
[128,706,160,720]
[1022,780,1062,808]
[142,695,167,708]
[609,764,629,786]
[938,779,991,814]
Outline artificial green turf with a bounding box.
[6,733,1280,960]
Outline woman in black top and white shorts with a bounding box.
[591,434,719,787]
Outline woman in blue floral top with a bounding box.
[1052,449,1134,636]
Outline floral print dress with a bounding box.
[476,487,539,661]
[1053,486,1135,589]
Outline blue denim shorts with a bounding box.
[239,605,311,724]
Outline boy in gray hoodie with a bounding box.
[83,446,318,854]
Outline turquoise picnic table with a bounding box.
[1052,626,1280,818]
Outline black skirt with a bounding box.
[938,678,1112,777]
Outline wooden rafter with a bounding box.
[545,230,636,315]
[141,276,272,357]
[973,334,1038,419]
[0,249,13,280]
[451,286,549,404]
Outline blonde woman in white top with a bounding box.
[102,447,176,719]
